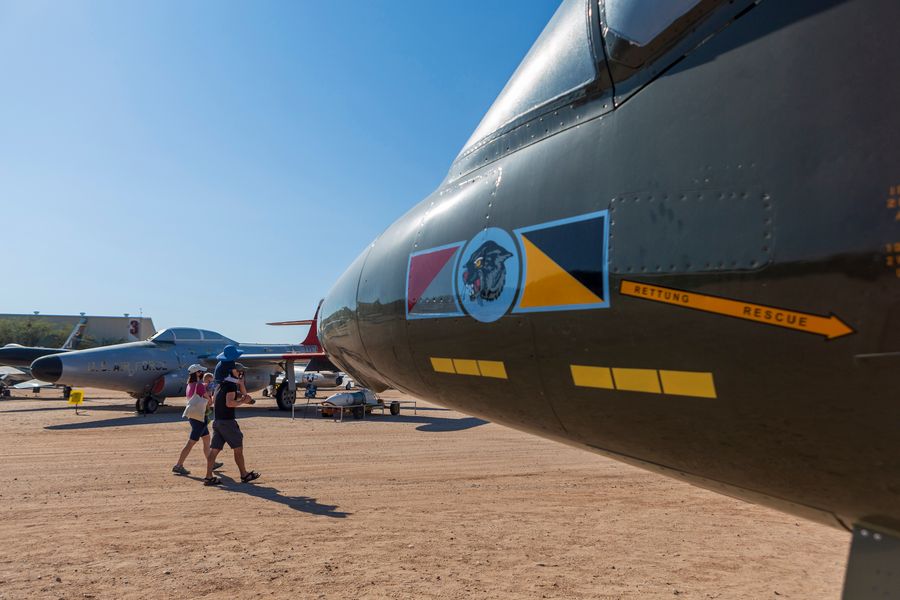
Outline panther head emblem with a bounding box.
[462,240,513,303]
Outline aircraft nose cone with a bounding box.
[31,355,62,383]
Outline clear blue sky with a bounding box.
[0,1,558,343]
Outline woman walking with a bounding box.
[172,364,223,475]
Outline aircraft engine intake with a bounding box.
[150,372,186,399]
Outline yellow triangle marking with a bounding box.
[518,235,602,308]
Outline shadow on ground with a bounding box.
[0,395,121,412]
[378,414,487,432]
[191,474,350,518]
[289,402,487,432]
[40,402,487,432]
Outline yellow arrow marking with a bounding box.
[619,280,854,340]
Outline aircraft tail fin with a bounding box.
[266,300,324,350]
[61,317,88,350]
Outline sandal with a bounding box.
[203,476,221,486]
[241,471,260,483]
[212,461,224,470]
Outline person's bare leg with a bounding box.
[176,439,197,467]
[201,435,211,459]
[233,447,248,478]
[206,448,221,479]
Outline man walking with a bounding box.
[213,344,249,398]
[203,362,260,486]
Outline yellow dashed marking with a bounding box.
[659,370,717,398]
[452,359,481,376]
[432,356,714,397]
[430,357,456,374]
[572,364,717,399]
[477,360,508,379]
[570,365,614,389]
[612,368,661,394]
[430,357,507,380]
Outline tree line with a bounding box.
[0,319,124,349]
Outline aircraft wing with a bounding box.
[241,351,326,365]
[11,378,55,390]
[242,352,339,372]
[202,352,337,372]
[0,366,28,377]
[0,366,31,384]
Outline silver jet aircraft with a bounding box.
[29,326,323,413]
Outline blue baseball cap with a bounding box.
[216,345,244,361]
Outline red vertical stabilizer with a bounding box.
[265,300,324,351]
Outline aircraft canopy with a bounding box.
[150,328,235,343]
[459,0,710,155]
[461,0,596,153]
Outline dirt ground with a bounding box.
[0,387,847,599]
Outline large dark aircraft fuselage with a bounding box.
[317,0,900,544]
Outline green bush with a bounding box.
[0,319,70,348]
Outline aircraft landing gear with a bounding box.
[274,382,295,411]
[137,396,160,414]
[144,396,160,414]
[390,401,400,416]
[0,386,10,398]
[63,386,72,400]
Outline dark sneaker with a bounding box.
[213,461,224,470]
[172,465,190,475]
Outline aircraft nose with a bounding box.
[31,355,63,383]
[319,248,390,393]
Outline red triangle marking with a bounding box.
[408,246,458,313]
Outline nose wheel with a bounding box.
[136,396,160,414]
